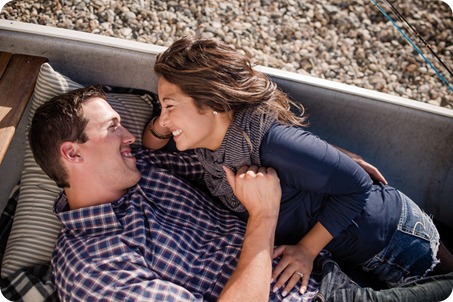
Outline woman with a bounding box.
[143,36,453,296]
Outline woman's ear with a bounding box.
[60,142,83,163]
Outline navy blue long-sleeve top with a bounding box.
[261,124,402,265]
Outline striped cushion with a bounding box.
[1,63,153,278]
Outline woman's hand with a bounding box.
[271,244,315,296]
[271,222,332,296]
[354,157,388,185]
[334,145,388,185]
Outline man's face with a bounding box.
[78,98,141,193]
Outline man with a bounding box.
[29,85,287,301]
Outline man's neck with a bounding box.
[64,186,127,210]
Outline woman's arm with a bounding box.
[262,125,372,235]
[142,116,388,185]
[142,116,172,150]
[261,125,372,295]
[136,148,204,182]
[333,145,387,185]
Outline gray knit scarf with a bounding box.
[195,106,277,213]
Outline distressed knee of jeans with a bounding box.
[426,234,440,276]
[422,212,440,277]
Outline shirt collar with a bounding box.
[54,191,126,232]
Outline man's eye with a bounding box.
[164,105,174,110]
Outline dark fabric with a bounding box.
[1,264,58,302]
[313,256,453,302]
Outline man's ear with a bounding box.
[60,142,83,163]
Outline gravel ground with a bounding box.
[1,0,452,108]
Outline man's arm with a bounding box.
[219,165,281,302]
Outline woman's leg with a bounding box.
[432,241,453,275]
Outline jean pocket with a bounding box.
[397,191,437,243]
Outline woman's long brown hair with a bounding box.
[154,36,307,126]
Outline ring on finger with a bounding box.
[294,272,303,278]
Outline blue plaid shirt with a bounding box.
[52,148,318,301]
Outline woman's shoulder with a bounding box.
[263,123,320,147]
[261,123,329,160]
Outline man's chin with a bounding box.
[128,172,142,188]
[175,143,189,151]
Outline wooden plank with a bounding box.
[0,54,48,164]
[0,52,13,79]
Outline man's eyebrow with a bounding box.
[102,116,120,126]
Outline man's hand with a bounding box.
[223,165,281,219]
[219,165,281,302]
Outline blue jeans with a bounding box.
[361,191,440,287]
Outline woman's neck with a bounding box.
[206,110,234,151]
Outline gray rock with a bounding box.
[1,0,450,107]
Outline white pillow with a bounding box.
[1,63,154,278]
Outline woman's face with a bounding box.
[157,77,231,151]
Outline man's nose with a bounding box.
[121,126,136,144]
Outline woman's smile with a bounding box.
[172,129,183,137]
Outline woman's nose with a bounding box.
[159,110,169,128]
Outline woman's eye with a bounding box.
[165,105,174,110]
